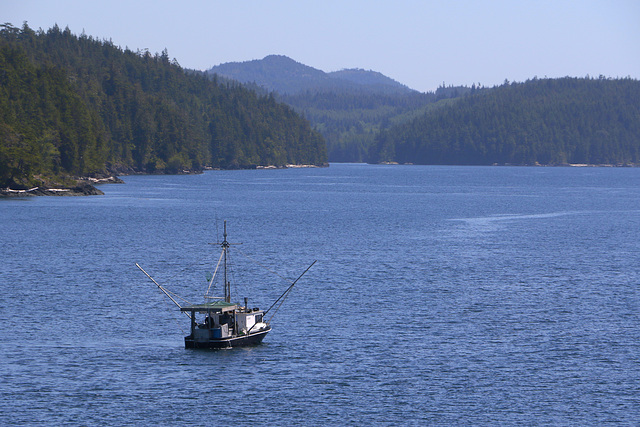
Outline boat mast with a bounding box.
[222,220,230,302]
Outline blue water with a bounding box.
[1,164,639,425]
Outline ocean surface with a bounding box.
[1,163,639,425]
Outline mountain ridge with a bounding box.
[207,55,415,95]
[207,55,433,162]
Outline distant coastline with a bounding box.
[1,163,329,197]
[375,161,638,167]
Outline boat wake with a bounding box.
[447,211,592,235]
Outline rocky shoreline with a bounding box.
[0,176,124,197]
[1,163,329,197]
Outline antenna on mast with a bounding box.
[207,220,242,303]
[222,220,230,302]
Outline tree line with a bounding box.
[370,77,640,166]
[279,89,435,162]
[0,23,327,189]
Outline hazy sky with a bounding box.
[4,0,639,92]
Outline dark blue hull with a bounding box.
[184,327,271,349]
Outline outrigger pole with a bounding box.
[136,263,191,319]
[265,260,317,318]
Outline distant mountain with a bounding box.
[207,55,414,95]
[327,68,412,93]
[207,55,432,162]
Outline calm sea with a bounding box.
[1,164,639,425]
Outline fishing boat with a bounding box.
[136,221,315,349]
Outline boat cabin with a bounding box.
[181,299,266,347]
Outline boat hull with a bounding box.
[184,327,271,349]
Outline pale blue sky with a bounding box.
[4,0,639,92]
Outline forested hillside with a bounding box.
[280,90,435,162]
[208,55,434,162]
[370,77,640,166]
[0,24,327,189]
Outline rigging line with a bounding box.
[136,263,192,319]
[136,265,193,305]
[267,286,296,323]
[163,241,227,286]
[228,250,238,300]
[162,289,188,334]
[174,316,188,335]
[224,250,242,303]
[235,246,291,283]
[164,287,192,305]
[163,257,206,284]
[265,260,317,316]
[267,298,286,323]
[205,249,225,298]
